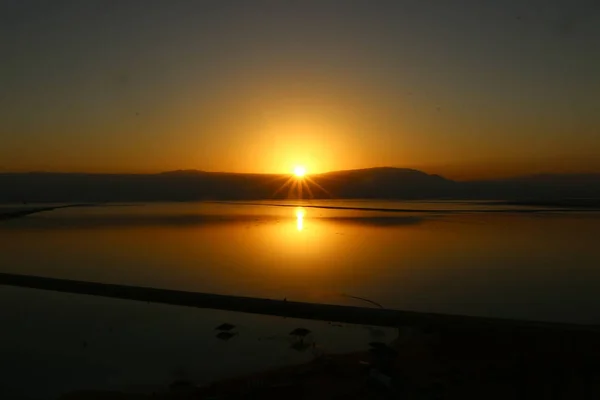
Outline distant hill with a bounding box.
[0,168,599,202]
[461,173,600,200]
[310,167,457,199]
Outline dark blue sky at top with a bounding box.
[1,0,599,176]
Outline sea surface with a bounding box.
[1,200,599,398]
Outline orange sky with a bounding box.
[1,2,599,180]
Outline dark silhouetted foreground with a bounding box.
[1,273,600,399]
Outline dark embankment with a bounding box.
[0,204,93,221]
[0,272,597,333]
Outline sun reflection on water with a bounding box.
[295,207,305,231]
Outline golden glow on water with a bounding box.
[295,207,305,231]
[4,203,600,323]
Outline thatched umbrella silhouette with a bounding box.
[289,328,311,344]
[369,342,390,350]
[215,323,237,340]
[215,323,235,331]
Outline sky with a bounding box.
[1,0,599,179]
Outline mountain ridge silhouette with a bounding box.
[1,167,599,202]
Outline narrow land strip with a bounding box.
[0,204,93,221]
[0,272,597,334]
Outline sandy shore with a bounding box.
[1,274,598,399]
[59,323,600,399]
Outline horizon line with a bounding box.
[1,166,600,182]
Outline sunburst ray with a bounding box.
[272,176,295,198]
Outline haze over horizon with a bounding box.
[2,0,599,179]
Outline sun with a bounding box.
[293,165,306,177]
[271,164,330,200]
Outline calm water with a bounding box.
[1,201,599,398]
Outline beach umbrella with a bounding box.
[215,323,235,331]
[289,327,311,343]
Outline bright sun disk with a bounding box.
[293,165,306,177]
